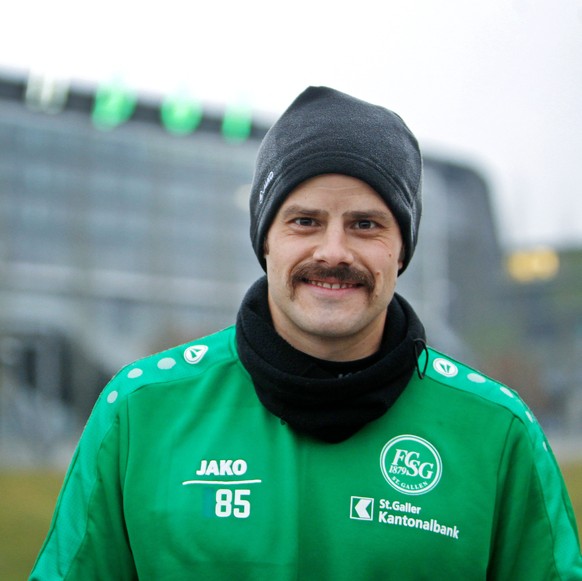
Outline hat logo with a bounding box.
[259,171,274,204]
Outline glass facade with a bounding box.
[0,77,505,433]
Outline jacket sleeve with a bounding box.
[488,414,582,580]
[29,383,137,580]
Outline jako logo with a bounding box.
[380,435,442,495]
[184,345,208,365]
[433,357,458,378]
[195,459,247,476]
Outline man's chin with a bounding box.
[296,309,370,337]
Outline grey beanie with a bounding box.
[249,86,423,274]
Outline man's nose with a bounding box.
[312,227,354,266]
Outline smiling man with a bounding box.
[31,87,582,580]
[265,174,404,361]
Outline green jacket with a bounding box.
[31,326,582,580]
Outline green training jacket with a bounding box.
[30,326,582,580]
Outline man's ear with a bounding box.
[263,238,270,257]
[398,244,405,270]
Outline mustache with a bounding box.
[290,264,375,296]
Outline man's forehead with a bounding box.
[280,175,392,214]
[290,173,375,192]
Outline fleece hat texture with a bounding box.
[249,86,423,274]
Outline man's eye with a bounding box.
[354,220,376,230]
[294,217,315,227]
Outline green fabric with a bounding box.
[30,326,582,580]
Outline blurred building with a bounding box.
[502,247,582,437]
[0,72,554,465]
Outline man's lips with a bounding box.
[303,279,362,290]
[290,264,374,297]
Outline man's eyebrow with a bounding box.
[280,206,394,222]
[280,205,326,219]
[346,209,393,222]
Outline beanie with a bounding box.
[249,86,423,274]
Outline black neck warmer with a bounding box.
[235,277,426,443]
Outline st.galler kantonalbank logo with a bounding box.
[350,496,374,521]
[380,435,442,495]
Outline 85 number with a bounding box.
[215,489,251,519]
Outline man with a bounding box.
[31,87,581,579]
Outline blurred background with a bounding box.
[1,0,581,577]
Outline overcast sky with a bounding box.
[2,0,581,250]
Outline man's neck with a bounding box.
[270,317,385,362]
